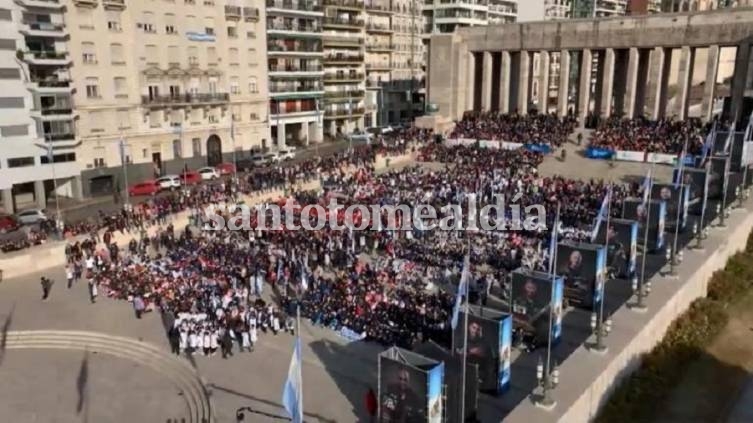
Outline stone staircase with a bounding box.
[2,330,213,423]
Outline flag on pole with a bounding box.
[674,137,689,189]
[548,205,560,275]
[46,143,54,163]
[701,121,717,165]
[451,254,471,330]
[300,265,308,292]
[276,258,283,283]
[118,138,126,165]
[641,168,652,206]
[590,188,611,243]
[281,337,304,423]
[744,111,753,143]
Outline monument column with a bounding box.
[624,47,640,118]
[481,51,493,111]
[499,51,511,113]
[675,46,695,120]
[518,51,530,115]
[558,50,571,117]
[578,49,593,124]
[647,47,667,120]
[701,45,720,122]
[466,51,476,112]
[538,51,550,113]
[731,42,750,122]
[600,48,615,117]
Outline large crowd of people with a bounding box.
[450,112,578,147]
[588,116,711,154]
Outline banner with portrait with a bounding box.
[510,269,562,344]
[452,306,508,394]
[622,199,667,252]
[378,347,443,423]
[709,156,729,200]
[652,183,690,231]
[675,167,712,215]
[594,218,639,278]
[555,241,606,310]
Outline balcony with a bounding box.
[366,62,390,71]
[322,17,364,29]
[270,103,318,116]
[243,7,260,21]
[266,0,323,14]
[14,0,64,9]
[267,21,322,36]
[323,53,363,64]
[324,107,365,118]
[44,132,76,142]
[268,64,323,76]
[23,50,71,66]
[103,0,125,9]
[323,73,363,83]
[322,35,364,48]
[365,3,392,14]
[27,77,73,93]
[20,21,66,38]
[324,89,364,100]
[31,105,76,121]
[72,0,97,7]
[366,43,393,52]
[267,43,323,56]
[141,93,230,108]
[322,0,363,10]
[365,23,392,33]
[270,84,324,100]
[225,5,242,19]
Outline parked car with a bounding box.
[198,167,220,180]
[156,175,181,190]
[15,208,47,225]
[251,152,280,167]
[128,180,160,197]
[216,162,236,175]
[180,170,202,185]
[0,214,19,233]
[278,147,297,161]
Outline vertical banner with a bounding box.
[629,222,638,275]
[379,357,427,422]
[510,269,561,343]
[551,276,564,343]
[622,199,667,251]
[453,307,508,394]
[594,246,607,308]
[555,242,606,309]
[595,219,639,277]
[497,315,512,394]
[426,363,444,423]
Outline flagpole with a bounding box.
[671,136,689,275]
[637,163,654,310]
[542,203,560,406]
[719,132,732,228]
[594,183,611,352]
[460,239,470,423]
[296,304,303,423]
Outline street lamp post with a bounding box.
[589,312,612,353]
[534,356,559,409]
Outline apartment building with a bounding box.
[517,0,571,21]
[571,0,627,17]
[266,0,325,146]
[321,0,365,136]
[662,0,753,11]
[363,0,424,127]
[67,0,270,197]
[0,0,81,213]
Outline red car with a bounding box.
[216,162,236,175]
[180,170,202,185]
[0,214,19,233]
[128,181,160,197]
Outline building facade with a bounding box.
[67,0,270,197]
[571,0,627,18]
[662,0,753,11]
[423,0,517,35]
[0,0,81,213]
[266,0,325,147]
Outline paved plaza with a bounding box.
[0,138,698,423]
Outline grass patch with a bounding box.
[597,231,753,423]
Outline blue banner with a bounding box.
[498,315,512,393]
[629,222,638,276]
[586,146,614,159]
[656,201,667,250]
[551,276,564,344]
[524,143,551,154]
[594,246,607,308]
[427,362,444,423]
[682,185,690,229]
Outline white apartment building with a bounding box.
[0,0,81,213]
[662,0,753,11]
[423,0,517,35]
[67,0,270,197]
[517,0,570,21]
[266,0,325,147]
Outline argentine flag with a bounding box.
[590,189,610,243]
[282,337,304,423]
[450,254,471,330]
[641,168,652,206]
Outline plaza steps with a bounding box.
[2,330,212,423]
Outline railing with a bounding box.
[322,0,363,8]
[366,43,393,50]
[322,17,364,27]
[366,63,390,69]
[141,93,229,105]
[365,23,392,31]
[26,50,69,60]
[322,36,364,45]
[267,22,322,32]
[324,54,364,62]
[365,3,391,12]
[225,5,242,16]
[266,0,322,12]
[268,44,323,53]
[102,0,125,6]
[268,64,323,72]
[33,78,71,88]
[39,107,73,116]
[270,84,323,93]
[23,21,65,31]
[324,107,365,116]
[45,132,75,141]
[324,90,364,98]
[271,104,318,114]
[243,7,260,20]
[323,73,363,81]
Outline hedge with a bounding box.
[597,230,753,423]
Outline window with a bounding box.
[141,12,155,33]
[173,139,182,158]
[187,15,197,33]
[168,46,180,66]
[248,77,258,94]
[85,78,100,98]
[113,77,127,98]
[110,43,124,64]
[229,48,239,65]
[188,46,198,65]
[165,13,177,34]
[204,17,215,35]
[82,42,96,64]
[0,9,10,21]
[227,26,237,38]
[207,46,217,65]
[192,138,201,156]
[0,68,19,79]
[93,157,105,168]
[41,153,76,164]
[145,45,158,65]
[78,7,94,29]
[8,157,35,168]
[88,111,104,133]
[117,109,130,129]
[230,77,239,94]
[107,11,122,31]
[246,31,256,39]
[0,97,23,108]
[0,125,28,137]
